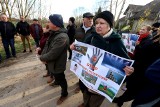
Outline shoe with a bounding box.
[23,50,26,53]
[49,81,59,86]
[47,77,54,83]
[6,56,11,59]
[57,96,68,105]
[78,103,84,107]
[74,87,80,93]
[43,74,49,77]
[30,50,32,52]
[13,55,17,58]
[112,97,123,107]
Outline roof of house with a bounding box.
[130,0,160,20]
[118,16,126,22]
[124,4,143,15]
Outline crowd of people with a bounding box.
[0,14,44,60]
[0,10,159,107]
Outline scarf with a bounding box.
[138,33,150,42]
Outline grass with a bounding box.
[0,36,35,61]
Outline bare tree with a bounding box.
[115,0,126,27]
[0,0,6,14]
[114,0,119,18]
[0,0,16,20]
[16,0,37,18]
[110,0,113,12]
[73,7,86,26]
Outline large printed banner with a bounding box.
[121,33,139,54]
[70,41,134,102]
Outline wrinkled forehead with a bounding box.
[1,15,7,18]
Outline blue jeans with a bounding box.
[2,38,16,58]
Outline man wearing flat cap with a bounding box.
[74,12,95,42]
[39,14,69,105]
[71,12,95,99]
[30,18,43,47]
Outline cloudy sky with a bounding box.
[42,0,152,22]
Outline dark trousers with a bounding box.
[34,38,40,47]
[83,90,105,107]
[46,64,54,78]
[53,72,68,97]
[0,53,2,62]
[2,38,16,58]
[68,47,72,59]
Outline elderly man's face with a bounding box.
[1,14,8,22]
[83,17,93,28]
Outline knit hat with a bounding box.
[69,17,75,23]
[49,14,64,28]
[94,11,114,28]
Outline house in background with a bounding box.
[119,0,160,33]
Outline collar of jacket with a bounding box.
[103,28,113,38]
[92,31,121,42]
[50,28,67,35]
[80,24,95,33]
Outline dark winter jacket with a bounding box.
[30,24,43,39]
[38,31,50,55]
[16,21,30,36]
[80,31,130,92]
[40,28,69,74]
[126,34,160,92]
[74,24,95,42]
[131,58,160,106]
[67,24,76,44]
[0,21,16,39]
[85,31,129,58]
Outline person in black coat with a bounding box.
[113,25,160,107]
[67,17,76,60]
[16,16,32,52]
[131,58,160,107]
[0,14,17,59]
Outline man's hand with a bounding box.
[70,43,75,50]
[35,47,41,54]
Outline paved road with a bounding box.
[0,52,132,107]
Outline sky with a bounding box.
[42,0,153,23]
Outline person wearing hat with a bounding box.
[151,22,160,37]
[70,11,134,107]
[39,14,69,105]
[30,18,43,47]
[72,12,95,94]
[66,17,76,60]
